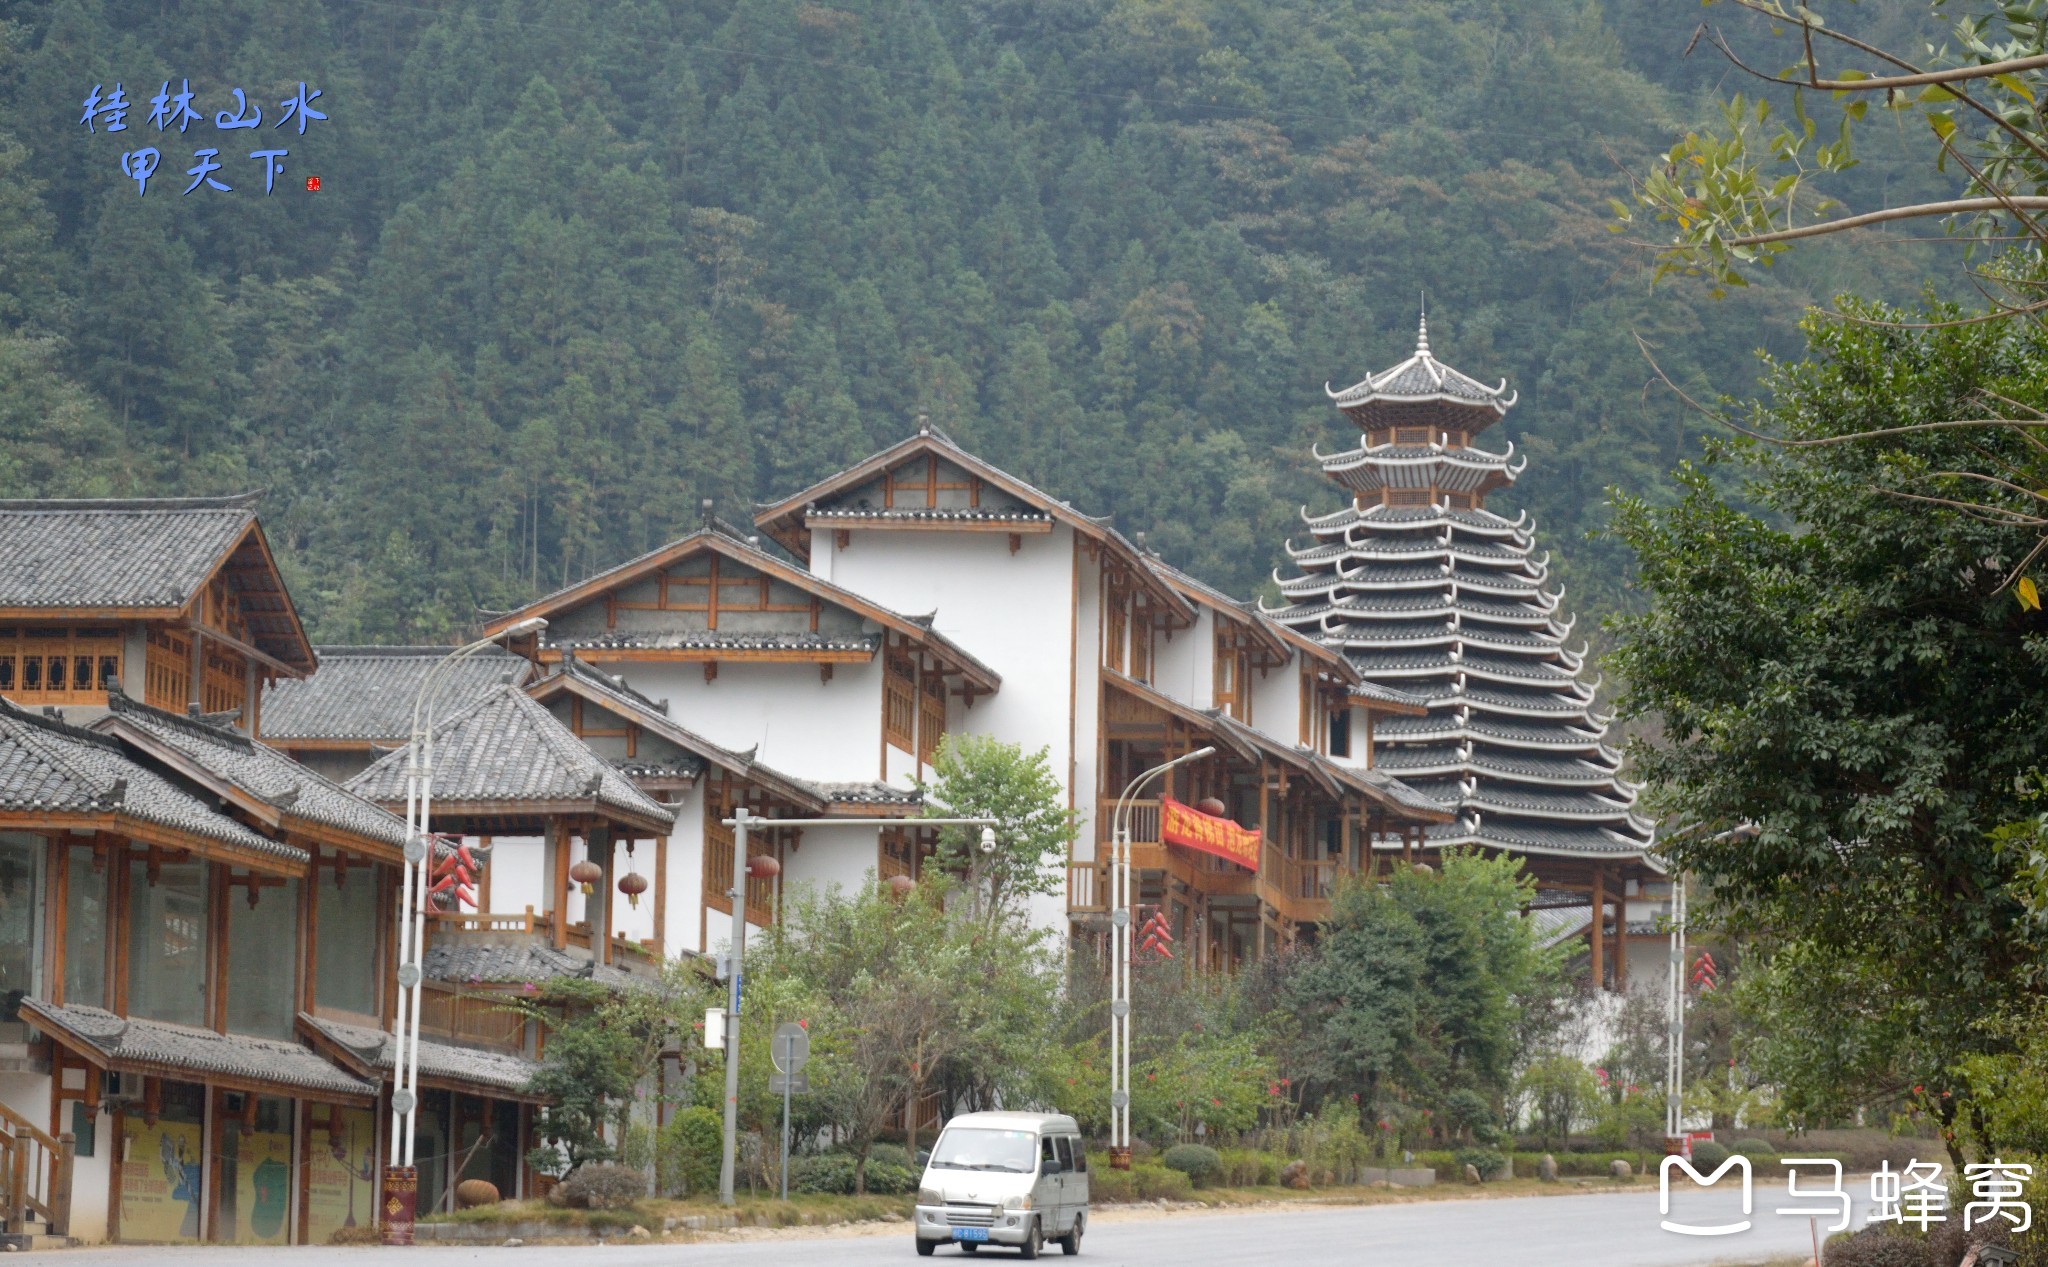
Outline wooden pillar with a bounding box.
[188,628,205,713]
[242,656,259,734]
[548,823,570,950]
[589,825,613,965]
[1589,865,1606,991]
[1612,875,1628,991]
[653,819,669,958]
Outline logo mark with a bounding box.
[1661,1154,1753,1236]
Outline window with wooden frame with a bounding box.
[884,642,917,754]
[1129,603,1153,684]
[1328,707,1352,758]
[882,454,981,510]
[1393,426,1431,445]
[145,626,191,710]
[879,827,916,882]
[1212,623,1252,723]
[1103,591,1127,675]
[0,627,123,706]
[200,643,246,717]
[1387,489,1431,508]
[1299,671,1315,747]
[916,668,947,767]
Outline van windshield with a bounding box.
[928,1127,1037,1173]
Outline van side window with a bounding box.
[1067,1137,1086,1172]
[1041,1135,1061,1173]
[1053,1136,1072,1173]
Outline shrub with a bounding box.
[1216,1149,1278,1187]
[556,1163,646,1210]
[657,1106,723,1197]
[1732,1137,1772,1156]
[1453,1147,1508,1180]
[1689,1140,1730,1169]
[1823,1225,1933,1267]
[1132,1165,1192,1201]
[789,1151,917,1196]
[1161,1144,1222,1186]
[867,1143,914,1171]
[1088,1164,1133,1203]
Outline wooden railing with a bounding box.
[0,1100,69,1235]
[1067,860,1105,913]
[427,907,551,936]
[1097,798,1161,847]
[704,822,776,926]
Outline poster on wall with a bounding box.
[303,1106,378,1245]
[118,1116,204,1243]
[217,1126,293,1245]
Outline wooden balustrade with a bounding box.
[1097,798,1161,846]
[1067,860,1105,913]
[427,907,552,936]
[0,1099,68,1235]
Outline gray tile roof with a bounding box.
[299,1013,540,1098]
[0,494,257,610]
[555,631,880,655]
[800,780,922,806]
[421,938,647,993]
[345,685,675,831]
[21,999,374,1100]
[0,698,303,864]
[261,646,532,743]
[99,692,409,852]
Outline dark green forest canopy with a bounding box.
[0,0,1954,641]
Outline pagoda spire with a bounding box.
[1268,318,1653,873]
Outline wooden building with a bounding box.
[0,495,314,733]
[1264,317,1663,985]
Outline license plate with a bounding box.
[951,1228,989,1243]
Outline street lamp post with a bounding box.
[1107,746,1214,1169]
[714,812,998,1206]
[383,617,545,1246]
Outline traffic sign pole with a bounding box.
[771,1022,810,1202]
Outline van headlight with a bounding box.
[918,1186,943,1206]
[1002,1194,1033,1212]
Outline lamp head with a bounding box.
[500,616,548,639]
[1182,745,1217,763]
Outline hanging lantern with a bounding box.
[617,871,649,909]
[885,873,915,898]
[1196,796,1228,818]
[745,854,781,880]
[569,858,604,897]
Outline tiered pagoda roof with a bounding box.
[1266,318,1653,862]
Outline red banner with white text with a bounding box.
[1160,796,1261,869]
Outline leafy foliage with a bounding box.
[0,0,1927,634]
[1608,299,2048,1158]
[922,734,1078,915]
[1159,1143,1222,1186]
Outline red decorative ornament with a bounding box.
[745,854,781,880]
[1196,796,1228,818]
[617,871,649,909]
[569,858,603,897]
[885,874,915,898]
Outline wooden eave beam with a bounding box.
[183,520,317,675]
[798,514,1053,535]
[0,811,307,877]
[183,617,304,679]
[367,795,673,840]
[540,647,874,665]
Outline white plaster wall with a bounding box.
[475,835,546,920]
[1248,650,1305,751]
[781,822,889,900]
[607,833,661,946]
[818,526,1081,935]
[661,785,707,957]
[616,659,886,783]
[1152,607,1214,710]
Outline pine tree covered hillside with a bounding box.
[0,0,1956,640]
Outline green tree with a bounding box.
[921,735,1079,918]
[1609,301,2048,1164]
[1287,853,1566,1139]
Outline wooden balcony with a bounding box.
[1071,797,1344,925]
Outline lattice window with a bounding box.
[884,644,916,754]
[145,628,191,710]
[1394,427,1430,445]
[917,669,947,767]
[1387,489,1431,508]
[201,644,246,717]
[0,627,123,706]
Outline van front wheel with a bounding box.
[1018,1218,1043,1260]
[915,1238,936,1257]
[1058,1214,1082,1255]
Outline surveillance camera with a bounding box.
[979,826,997,855]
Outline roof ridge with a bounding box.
[0,697,128,803]
[105,689,257,752]
[0,491,264,512]
[313,644,516,658]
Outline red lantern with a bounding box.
[618,871,649,909]
[885,874,915,898]
[745,854,781,880]
[569,858,603,896]
[1196,796,1228,818]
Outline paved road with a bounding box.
[44,1185,1871,1267]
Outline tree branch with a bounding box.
[1726,198,2048,247]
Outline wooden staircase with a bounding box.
[0,1100,72,1246]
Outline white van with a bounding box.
[913,1111,1088,1258]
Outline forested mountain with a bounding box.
[0,0,1955,640]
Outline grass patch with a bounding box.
[420,1191,914,1232]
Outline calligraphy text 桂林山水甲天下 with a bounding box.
[82,80,327,197]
